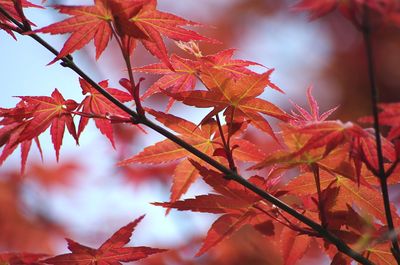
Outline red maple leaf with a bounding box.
[16,89,79,161]
[33,0,118,62]
[77,78,132,148]
[199,49,263,78]
[280,226,312,265]
[167,69,290,139]
[0,90,78,168]
[286,169,399,224]
[134,49,263,111]
[119,109,265,203]
[120,0,217,69]
[35,0,214,68]
[289,86,338,127]
[154,161,280,256]
[0,0,41,38]
[0,115,42,173]
[133,54,199,111]
[43,215,166,265]
[360,102,400,141]
[253,87,396,181]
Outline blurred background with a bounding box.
[1,0,400,264]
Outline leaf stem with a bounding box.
[215,114,237,172]
[311,164,327,227]
[361,5,400,263]
[0,5,374,265]
[110,27,145,117]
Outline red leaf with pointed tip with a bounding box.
[43,215,166,265]
[125,1,218,69]
[167,69,290,139]
[135,49,263,111]
[0,90,77,166]
[134,54,198,111]
[360,102,400,141]
[77,78,132,148]
[280,226,311,265]
[17,89,79,161]
[289,86,338,127]
[200,49,262,78]
[35,0,215,67]
[34,0,118,62]
[0,0,41,21]
[0,0,41,38]
[154,162,280,256]
[119,110,265,203]
[0,103,44,173]
[286,170,399,224]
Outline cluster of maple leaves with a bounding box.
[1,0,400,264]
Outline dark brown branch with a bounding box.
[361,6,400,263]
[215,114,237,172]
[109,25,145,117]
[0,5,374,265]
[311,164,327,227]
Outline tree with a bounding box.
[1,0,400,264]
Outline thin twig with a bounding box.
[110,25,145,117]
[215,114,237,172]
[0,5,375,265]
[311,164,327,227]
[362,5,400,263]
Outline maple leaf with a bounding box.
[35,0,215,67]
[43,215,166,265]
[134,49,263,111]
[121,0,217,69]
[289,86,338,127]
[280,226,312,265]
[33,0,117,62]
[0,0,41,38]
[252,120,396,184]
[154,161,280,257]
[360,102,400,141]
[167,69,290,139]
[294,122,395,175]
[0,118,41,174]
[175,42,263,78]
[199,49,263,78]
[133,54,199,111]
[0,90,78,168]
[77,78,132,148]
[286,170,399,224]
[253,88,396,179]
[119,109,265,203]
[16,89,79,161]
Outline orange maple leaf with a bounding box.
[43,215,166,265]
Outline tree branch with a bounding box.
[0,5,374,265]
[361,5,400,263]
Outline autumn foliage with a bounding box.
[1,0,400,264]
